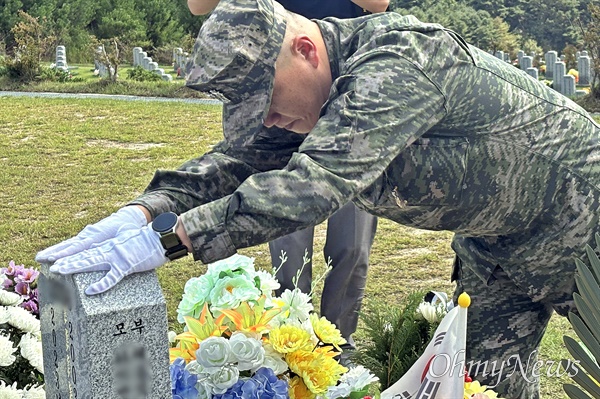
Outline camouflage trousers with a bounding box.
[453,256,577,399]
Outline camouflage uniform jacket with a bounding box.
[131,13,600,305]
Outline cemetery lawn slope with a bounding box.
[0,96,577,398]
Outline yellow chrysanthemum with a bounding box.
[314,345,340,358]
[269,325,312,354]
[289,376,316,399]
[464,381,501,399]
[302,354,346,394]
[287,349,347,394]
[309,313,346,349]
[286,350,315,375]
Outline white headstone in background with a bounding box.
[521,56,533,71]
[527,67,539,80]
[517,50,524,66]
[133,47,142,67]
[554,61,566,93]
[545,51,558,79]
[578,54,592,86]
[563,74,576,96]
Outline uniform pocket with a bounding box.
[385,136,469,207]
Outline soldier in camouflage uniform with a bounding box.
[37,0,600,397]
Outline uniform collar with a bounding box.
[314,19,342,82]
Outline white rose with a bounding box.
[195,379,212,399]
[204,364,239,394]
[0,290,22,306]
[19,333,44,373]
[262,342,289,375]
[0,334,17,367]
[196,337,233,368]
[229,332,265,371]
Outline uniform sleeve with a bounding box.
[180,54,449,263]
[129,129,305,218]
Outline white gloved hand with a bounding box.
[36,206,148,263]
[48,224,169,295]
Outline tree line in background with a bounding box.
[3,0,600,97]
[0,0,206,63]
[0,0,592,63]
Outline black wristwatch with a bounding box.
[151,212,188,261]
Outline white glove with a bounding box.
[48,224,169,295]
[36,206,148,263]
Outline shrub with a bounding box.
[38,67,72,82]
[4,11,55,82]
[127,66,162,82]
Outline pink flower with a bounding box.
[15,268,39,284]
[15,282,30,296]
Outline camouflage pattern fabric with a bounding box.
[185,0,287,148]
[129,6,600,397]
[453,260,554,399]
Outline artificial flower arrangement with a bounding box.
[355,291,502,399]
[168,254,379,399]
[0,261,45,399]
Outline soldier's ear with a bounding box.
[290,35,319,68]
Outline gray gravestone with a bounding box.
[142,57,151,70]
[576,89,588,97]
[527,67,539,80]
[95,46,104,71]
[563,74,576,96]
[173,48,183,72]
[161,74,173,82]
[133,47,142,67]
[545,51,558,79]
[504,53,511,63]
[517,50,524,66]
[39,263,72,399]
[148,62,158,71]
[578,55,592,86]
[39,263,171,399]
[153,67,164,75]
[495,50,504,61]
[521,56,533,71]
[554,61,566,93]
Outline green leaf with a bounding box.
[564,383,593,399]
[585,245,600,286]
[569,311,600,370]
[564,337,600,396]
[575,259,600,309]
[572,294,600,350]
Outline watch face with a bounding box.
[153,212,178,233]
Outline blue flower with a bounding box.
[213,368,289,399]
[170,357,199,399]
[253,367,288,399]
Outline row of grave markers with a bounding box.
[132,47,173,81]
[494,49,593,97]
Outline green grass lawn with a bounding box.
[0,96,580,397]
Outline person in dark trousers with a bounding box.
[186,0,387,357]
